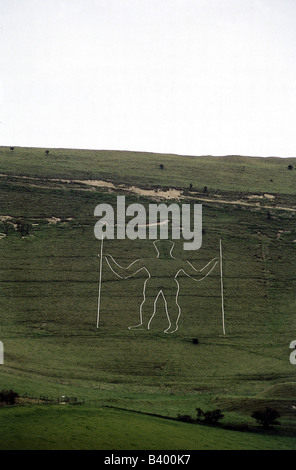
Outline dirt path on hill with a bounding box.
[0,173,295,212]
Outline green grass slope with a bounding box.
[1,406,295,451]
[0,146,296,450]
[1,145,296,193]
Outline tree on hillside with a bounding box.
[287,164,293,170]
[251,407,280,429]
[196,407,224,425]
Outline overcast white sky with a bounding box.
[1,0,296,157]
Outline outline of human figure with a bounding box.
[103,240,218,334]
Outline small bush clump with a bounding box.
[177,407,224,426]
[196,407,224,425]
[0,389,19,405]
[251,407,281,429]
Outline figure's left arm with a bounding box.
[179,257,218,281]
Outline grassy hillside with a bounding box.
[0,146,296,450]
[1,406,296,450]
[1,145,296,194]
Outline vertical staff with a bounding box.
[97,235,104,328]
[220,239,226,335]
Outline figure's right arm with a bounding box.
[104,255,144,279]
[179,257,218,281]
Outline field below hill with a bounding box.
[0,146,296,450]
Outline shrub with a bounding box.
[0,221,15,235]
[203,409,224,425]
[16,221,32,236]
[177,407,225,426]
[251,407,280,429]
[196,407,224,425]
[0,389,19,405]
[177,414,195,423]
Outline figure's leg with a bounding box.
[163,281,181,333]
[128,283,159,330]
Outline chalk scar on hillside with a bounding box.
[0,174,295,212]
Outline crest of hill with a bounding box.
[0,146,296,195]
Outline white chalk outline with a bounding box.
[96,234,104,328]
[0,341,3,365]
[0,295,2,364]
[220,239,226,335]
[102,240,218,334]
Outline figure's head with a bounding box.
[153,240,175,259]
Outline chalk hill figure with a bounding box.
[103,240,218,333]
